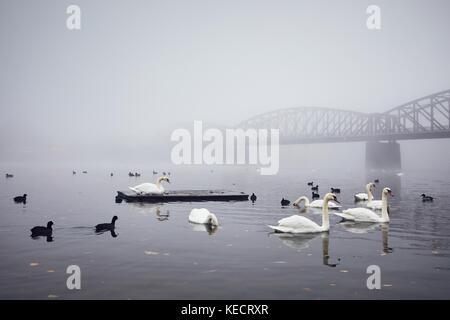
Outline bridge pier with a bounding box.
[365,141,401,171]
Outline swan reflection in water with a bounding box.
[130,203,170,221]
[339,222,393,254]
[190,222,219,235]
[273,232,340,267]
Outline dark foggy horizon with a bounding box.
[1,0,450,167]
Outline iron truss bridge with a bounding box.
[237,89,450,143]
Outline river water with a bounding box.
[0,162,449,299]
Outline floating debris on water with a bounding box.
[48,294,58,299]
[203,269,217,273]
[47,269,55,273]
[30,262,39,267]
[340,269,349,273]
[145,251,159,255]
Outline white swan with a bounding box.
[334,187,392,223]
[189,208,219,226]
[268,193,338,233]
[129,176,170,195]
[366,186,386,209]
[354,182,375,201]
[293,196,341,209]
[367,199,383,210]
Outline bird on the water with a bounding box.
[421,194,434,202]
[14,194,27,203]
[95,216,118,233]
[31,221,53,237]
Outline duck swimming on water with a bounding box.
[31,221,53,237]
[14,194,27,203]
[421,194,434,202]
[95,216,118,232]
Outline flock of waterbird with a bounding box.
[6,170,170,240]
[268,180,435,233]
[4,171,436,239]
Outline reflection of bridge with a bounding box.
[237,89,450,169]
[237,89,450,144]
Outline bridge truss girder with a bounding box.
[237,89,450,143]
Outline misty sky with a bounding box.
[0,0,449,162]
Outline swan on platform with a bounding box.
[268,193,339,234]
[334,187,392,223]
[293,196,341,209]
[189,208,219,226]
[354,182,375,201]
[129,176,170,195]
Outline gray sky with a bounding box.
[0,0,449,162]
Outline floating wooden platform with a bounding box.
[116,190,249,203]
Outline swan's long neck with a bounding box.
[209,214,219,226]
[322,200,330,230]
[367,184,374,202]
[293,196,309,206]
[381,192,389,221]
[156,177,164,188]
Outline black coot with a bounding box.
[95,216,118,232]
[14,194,27,203]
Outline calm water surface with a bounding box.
[0,163,449,299]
